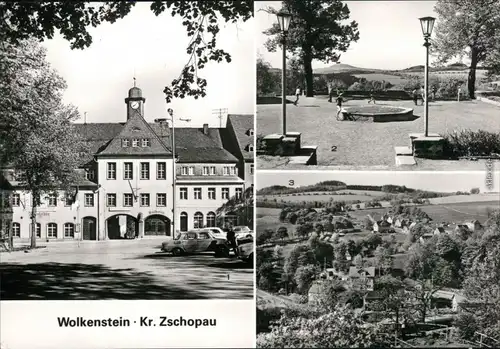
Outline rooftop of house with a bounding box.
[348,266,376,278]
[226,114,254,162]
[72,120,239,165]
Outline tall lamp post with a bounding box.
[419,16,436,138]
[276,11,292,135]
[156,109,190,238]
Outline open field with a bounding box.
[353,73,405,85]
[259,192,383,203]
[348,200,499,223]
[257,97,500,170]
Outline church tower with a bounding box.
[124,78,146,120]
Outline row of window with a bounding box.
[107,193,167,207]
[105,162,238,180]
[107,162,165,180]
[121,138,151,148]
[5,187,243,209]
[85,164,242,181]
[9,222,75,238]
[8,193,95,208]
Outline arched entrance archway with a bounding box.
[82,216,97,240]
[144,215,171,236]
[106,214,138,240]
[180,212,188,232]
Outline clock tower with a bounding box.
[125,79,146,120]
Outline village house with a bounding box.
[465,219,482,232]
[348,266,376,291]
[0,85,254,241]
[394,217,411,228]
[373,220,391,233]
[434,226,446,235]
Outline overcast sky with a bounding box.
[41,3,254,127]
[257,171,500,193]
[256,0,440,70]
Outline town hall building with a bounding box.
[0,85,254,242]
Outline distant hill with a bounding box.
[313,63,377,74]
[257,181,452,197]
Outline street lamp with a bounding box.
[419,16,436,137]
[155,109,190,238]
[276,10,292,135]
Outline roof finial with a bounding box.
[133,66,136,87]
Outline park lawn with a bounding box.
[257,97,500,170]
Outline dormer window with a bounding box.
[247,144,254,152]
[141,139,151,147]
[248,129,254,136]
[122,139,130,147]
[132,139,140,147]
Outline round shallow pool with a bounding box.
[342,105,414,122]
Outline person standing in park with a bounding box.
[457,86,462,102]
[294,86,301,105]
[368,89,376,104]
[420,85,425,105]
[336,93,345,119]
[431,86,437,101]
[412,88,419,105]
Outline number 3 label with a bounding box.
[289,180,294,186]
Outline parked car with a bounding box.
[233,226,253,238]
[237,236,254,265]
[195,227,226,239]
[161,230,230,257]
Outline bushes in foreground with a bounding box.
[443,129,500,158]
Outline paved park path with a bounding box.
[257,96,500,170]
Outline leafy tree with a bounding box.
[275,226,289,241]
[0,1,253,102]
[283,244,316,283]
[432,0,500,98]
[461,226,500,339]
[256,305,390,348]
[470,187,480,194]
[257,56,280,96]
[257,229,274,245]
[262,0,359,97]
[296,222,313,239]
[312,280,347,311]
[294,264,320,294]
[374,276,409,339]
[374,246,393,275]
[308,235,334,268]
[216,185,253,227]
[0,39,90,249]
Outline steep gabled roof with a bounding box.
[97,113,172,156]
[73,121,238,164]
[226,114,254,161]
[158,127,238,163]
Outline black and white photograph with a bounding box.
[0,1,254,301]
[256,0,500,170]
[256,170,500,348]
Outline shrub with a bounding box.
[443,129,500,157]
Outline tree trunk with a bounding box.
[303,50,314,97]
[30,192,37,249]
[468,48,478,99]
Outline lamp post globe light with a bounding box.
[419,16,436,137]
[276,10,292,135]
